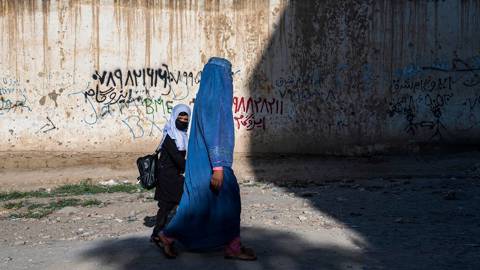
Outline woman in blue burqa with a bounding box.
[158,57,256,260]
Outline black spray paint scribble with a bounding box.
[88,65,202,103]
[395,56,480,87]
[421,57,480,88]
[83,85,145,105]
[464,95,480,112]
[36,117,57,134]
[92,65,201,89]
[391,76,453,93]
[387,93,453,140]
[72,89,140,126]
[70,86,166,140]
[389,55,480,139]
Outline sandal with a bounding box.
[225,246,257,261]
[158,233,178,259]
[150,235,163,248]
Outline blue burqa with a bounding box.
[163,57,240,250]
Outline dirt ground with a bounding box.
[1,176,480,270]
[2,150,480,191]
[1,152,480,269]
[0,180,353,246]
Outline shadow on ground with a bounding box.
[80,227,369,270]
[278,177,480,269]
[243,1,480,269]
[82,177,480,269]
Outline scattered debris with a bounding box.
[56,206,79,216]
[99,179,120,186]
[444,191,458,200]
[298,215,307,222]
[14,240,26,246]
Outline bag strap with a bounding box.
[154,138,163,155]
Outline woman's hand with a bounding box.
[210,170,224,192]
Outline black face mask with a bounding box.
[175,119,188,131]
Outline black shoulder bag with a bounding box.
[136,143,162,190]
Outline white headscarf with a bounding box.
[156,104,191,152]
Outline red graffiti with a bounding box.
[234,114,265,131]
[232,96,283,131]
[233,96,283,115]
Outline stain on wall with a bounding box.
[248,0,480,154]
[0,0,479,155]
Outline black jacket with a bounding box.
[154,135,186,203]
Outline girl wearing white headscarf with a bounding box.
[151,104,191,245]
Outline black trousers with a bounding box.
[152,200,177,237]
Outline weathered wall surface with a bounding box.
[0,0,479,156]
[249,0,480,154]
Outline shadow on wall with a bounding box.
[244,0,480,269]
[245,0,480,155]
[80,227,366,270]
[246,0,376,155]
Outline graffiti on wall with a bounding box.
[70,64,201,140]
[0,94,32,115]
[273,64,375,102]
[387,93,453,139]
[87,64,201,104]
[274,68,327,103]
[233,96,284,131]
[72,65,276,139]
[0,77,32,116]
[389,55,480,140]
[270,66,358,137]
[455,94,480,131]
[70,86,163,140]
[36,117,57,134]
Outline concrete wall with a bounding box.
[0,0,479,156]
